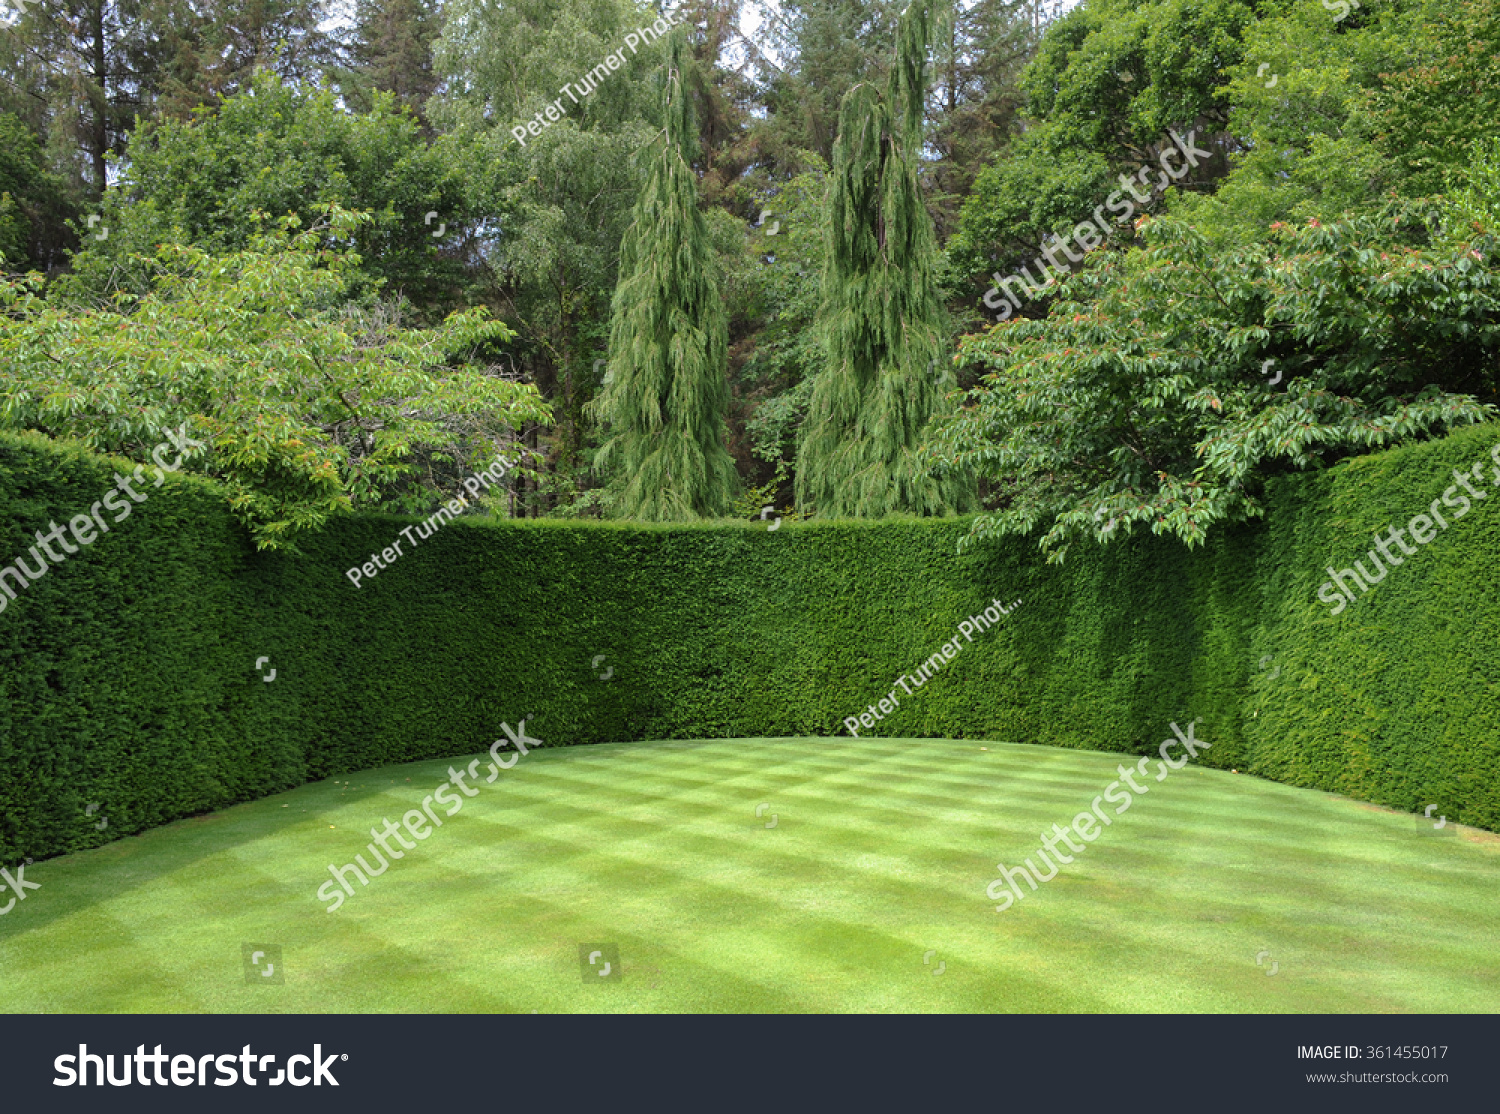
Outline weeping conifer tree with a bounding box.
[796,0,973,518]
[588,29,738,521]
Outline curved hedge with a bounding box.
[1,423,1497,862]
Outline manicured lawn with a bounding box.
[3,737,1498,1013]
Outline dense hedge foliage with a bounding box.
[2,424,1497,861]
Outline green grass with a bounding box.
[3,737,1498,1013]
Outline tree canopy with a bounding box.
[1,209,548,548]
[0,0,1495,547]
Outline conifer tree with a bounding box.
[589,29,738,521]
[796,0,972,518]
[344,0,442,122]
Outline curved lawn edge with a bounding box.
[3,737,1497,1014]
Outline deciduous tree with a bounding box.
[929,203,1499,562]
[0,208,549,548]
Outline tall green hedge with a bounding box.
[2,423,1497,862]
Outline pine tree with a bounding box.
[796,0,972,518]
[343,0,442,122]
[0,0,167,194]
[0,0,340,195]
[588,29,738,522]
[757,0,902,167]
[927,0,1036,237]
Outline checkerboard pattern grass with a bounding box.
[3,737,1497,1013]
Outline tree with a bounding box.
[948,0,1250,289]
[795,0,970,518]
[58,72,473,316]
[927,203,1499,563]
[737,165,829,503]
[0,0,171,194]
[430,0,680,514]
[926,0,1036,238]
[0,113,78,272]
[673,0,760,210]
[0,208,550,548]
[1446,137,1500,236]
[0,0,341,199]
[157,0,343,115]
[752,0,902,170]
[1168,0,1437,250]
[1364,0,1500,197]
[339,0,443,123]
[588,29,739,520]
